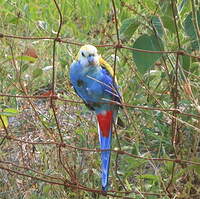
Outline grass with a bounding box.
[0,0,200,198]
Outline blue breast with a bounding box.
[70,61,120,112]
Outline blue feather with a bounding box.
[70,53,121,190]
[98,125,112,191]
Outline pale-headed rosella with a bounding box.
[70,44,121,191]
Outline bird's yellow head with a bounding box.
[76,44,100,66]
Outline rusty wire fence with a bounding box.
[0,0,200,198]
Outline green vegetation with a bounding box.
[0,0,200,198]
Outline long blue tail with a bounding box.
[98,125,112,191]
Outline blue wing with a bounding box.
[70,61,121,112]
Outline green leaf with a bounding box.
[189,40,200,51]
[183,10,200,50]
[189,158,200,175]
[119,17,140,41]
[0,115,8,129]
[180,54,191,71]
[143,0,157,10]
[178,0,188,13]
[159,0,177,17]
[125,157,147,171]
[43,184,51,194]
[147,70,162,88]
[190,62,200,75]
[9,17,19,24]
[164,159,174,174]
[17,55,37,63]
[21,64,30,72]
[7,55,37,63]
[1,108,19,117]
[159,0,171,14]
[150,15,164,38]
[183,10,200,39]
[132,34,164,74]
[161,16,176,33]
[137,174,159,182]
[32,68,43,79]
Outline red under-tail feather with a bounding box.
[97,110,113,191]
[97,111,112,137]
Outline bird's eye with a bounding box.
[81,52,85,57]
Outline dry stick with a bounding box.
[51,0,76,182]
[0,164,164,197]
[0,92,174,109]
[143,9,171,197]
[18,140,26,173]
[0,31,183,54]
[0,115,9,145]
[171,54,180,152]
[5,1,70,188]
[166,2,181,197]
[111,0,130,125]
[2,134,200,166]
[51,0,63,143]
[113,124,127,191]
[8,44,54,137]
[111,0,120,91]
[58,145,77,184]
[172,0,181,150]
[8,44,34,175]
[0,33,83,46]
[0,161,165,197]
[1,91,200,131]
[120,1,149,24]
[111,0,129,191]
[128,65,200,134]
[105,45,200,60]
[0,93,200,119]
[0,72,21,93]
[0,165,65,186]
[127,62,172,198]
[0,92,178,110]
[111,0,120,44]
[1,33,200,59]
[0,160,64,182]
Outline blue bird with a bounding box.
[70,44,121,191]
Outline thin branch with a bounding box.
[171,0,181,49]
[0,93,200,119]
[2,135,200,166]
[51,0,63,143]
[1,33,200,59]
[112,0,120,44]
